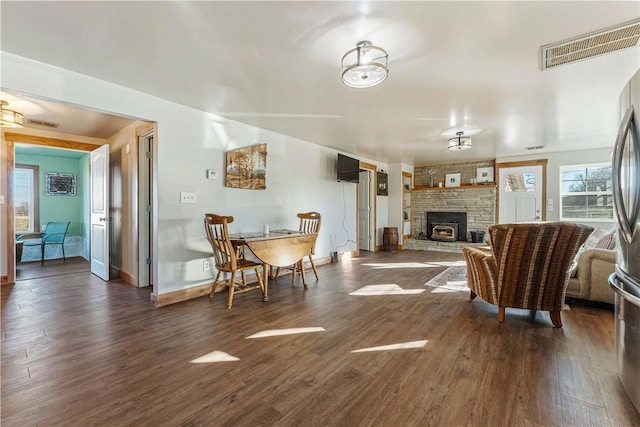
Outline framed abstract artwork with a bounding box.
[225,143,267,189]
[45,172,77,196]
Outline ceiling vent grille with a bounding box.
[540,19,640,70]
[27,118,59,129]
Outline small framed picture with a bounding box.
[45,172,77,196]
[477,167,494,183]
[445,173,461,187]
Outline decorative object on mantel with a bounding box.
[476,166,494,183]
[45,172,76,196]
[377,171,388,196]
[445,173,461,187]
[427,168,436,187]
[447,131,472,151]
[341,40,389,89]
[225,143,267,189]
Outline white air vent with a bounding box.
[540,19,640,70]
[27,118,59,128]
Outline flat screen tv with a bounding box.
[337,154,360,183]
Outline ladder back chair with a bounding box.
[275,211,321,287]
[204,214,267,309]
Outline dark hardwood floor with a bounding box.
[15,256,90,281]
[2,250,638,426]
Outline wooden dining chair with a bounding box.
[275,211,321,287]
[204,214,267,309]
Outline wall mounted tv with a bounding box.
[337,153,360,183]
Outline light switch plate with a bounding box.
[206,169,218,180]
[180,192,197,204]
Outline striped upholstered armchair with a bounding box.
[462,222,593,327]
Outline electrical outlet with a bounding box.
[203,260,211,271]
[180,192,197,204]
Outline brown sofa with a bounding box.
[565,247,616,304]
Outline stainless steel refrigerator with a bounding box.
[610,68,640,413]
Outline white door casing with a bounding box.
[358,170,370,251]
[90,144,110,280]
[138,132,153,288]
[498,164,544,224]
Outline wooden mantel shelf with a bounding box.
[412,183,496,191]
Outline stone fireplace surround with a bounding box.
[404,160,496,253]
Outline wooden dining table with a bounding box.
[229,230,318,287]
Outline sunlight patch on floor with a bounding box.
[349,284,425,296]
[246,327,326,339]
[429,279,468,293]
[362,260,466,269]
[190,351,240,363]
[361,262,441,269]
[352,340,429,353]
[426,260,467,267]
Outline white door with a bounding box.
[90,145,110,280]
[499,165,544,223]
[358,170,370,250]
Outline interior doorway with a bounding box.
[5,135,100,283]
[13,145,91,280]
[358,170,371,251]
[357,162,377,253]
[4,127,155,286]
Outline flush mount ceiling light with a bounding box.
[440,124,483,138]
[447,131,473,151]
[0,100,24,128]
[341,40,388,89]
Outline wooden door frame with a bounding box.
[358,161,378,254]
[401,171,412,244]
[495,159,548,224]
[3,133,100,284]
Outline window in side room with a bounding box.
[14,164,40,232]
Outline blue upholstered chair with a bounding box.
[17,221,71,265]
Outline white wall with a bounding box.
[497,147,614,230]
[0,52,387,294]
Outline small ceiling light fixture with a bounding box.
[447,131,473,151]
[341,40,388,88]
[0,100,24,128]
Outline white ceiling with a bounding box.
[2,1,639,166]
[0,91,137,139]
